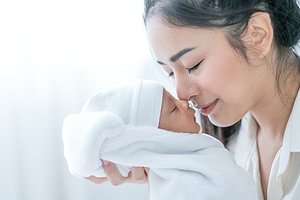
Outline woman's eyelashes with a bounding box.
[168,59,205,78]
[168,72,174,77]
[187,59,204,74]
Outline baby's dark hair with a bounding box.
[144,0,300,145]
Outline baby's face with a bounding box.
[159,89,200,133]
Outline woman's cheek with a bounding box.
[194,68,222,93]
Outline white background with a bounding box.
[0,1,167,200]
[0,1,299,200]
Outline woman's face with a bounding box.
[159,89,200,133]
[147,17,264,127]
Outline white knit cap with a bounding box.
[82,79,164,128]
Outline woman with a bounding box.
[88,0,300,199]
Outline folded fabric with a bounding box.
[82,79,163,127]
[62,111,259,200]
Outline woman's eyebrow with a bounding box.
[156,47,197,65]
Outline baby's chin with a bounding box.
[193,123,201,134]
[158,121,201,134]
[181,122,201,134]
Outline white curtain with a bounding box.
[0,0,169,199]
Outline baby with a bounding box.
[80,79,200,134]
[62,79,258,200]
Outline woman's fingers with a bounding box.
[144,167,150,190]
[126,167,148,184]
[101,160,149,186]
[85,176,108,184]
[102,160,126,186]
[144,167,150,175]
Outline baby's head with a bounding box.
[83,79,200,133]
[159,88,200,133]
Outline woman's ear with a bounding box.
[244,12,274,58]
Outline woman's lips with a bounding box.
[195,99,218,116]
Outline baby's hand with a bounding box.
[85,160,149,186]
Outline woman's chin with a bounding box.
[208,115,239,128]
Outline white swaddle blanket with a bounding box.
[62,80,259,200]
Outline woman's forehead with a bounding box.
[147,17,223,59]
[147,16,219,38]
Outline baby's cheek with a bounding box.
[190,122,200,134]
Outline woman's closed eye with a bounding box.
[168,58,205,78]
[187,59,204,74]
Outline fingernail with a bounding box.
[102,160,110,166]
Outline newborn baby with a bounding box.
[62,79,258,200]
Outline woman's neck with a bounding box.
[251,61,300,139]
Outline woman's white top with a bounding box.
[228,89,300,200]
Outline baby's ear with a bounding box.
[243,12,274,58]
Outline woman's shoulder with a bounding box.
[282,88,300,151]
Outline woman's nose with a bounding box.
[175,75,190,100]
[178,100,189,109]
[174,72,199,101]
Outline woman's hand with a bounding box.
[85,160,149,186]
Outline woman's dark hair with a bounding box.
[143,0,300,145]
